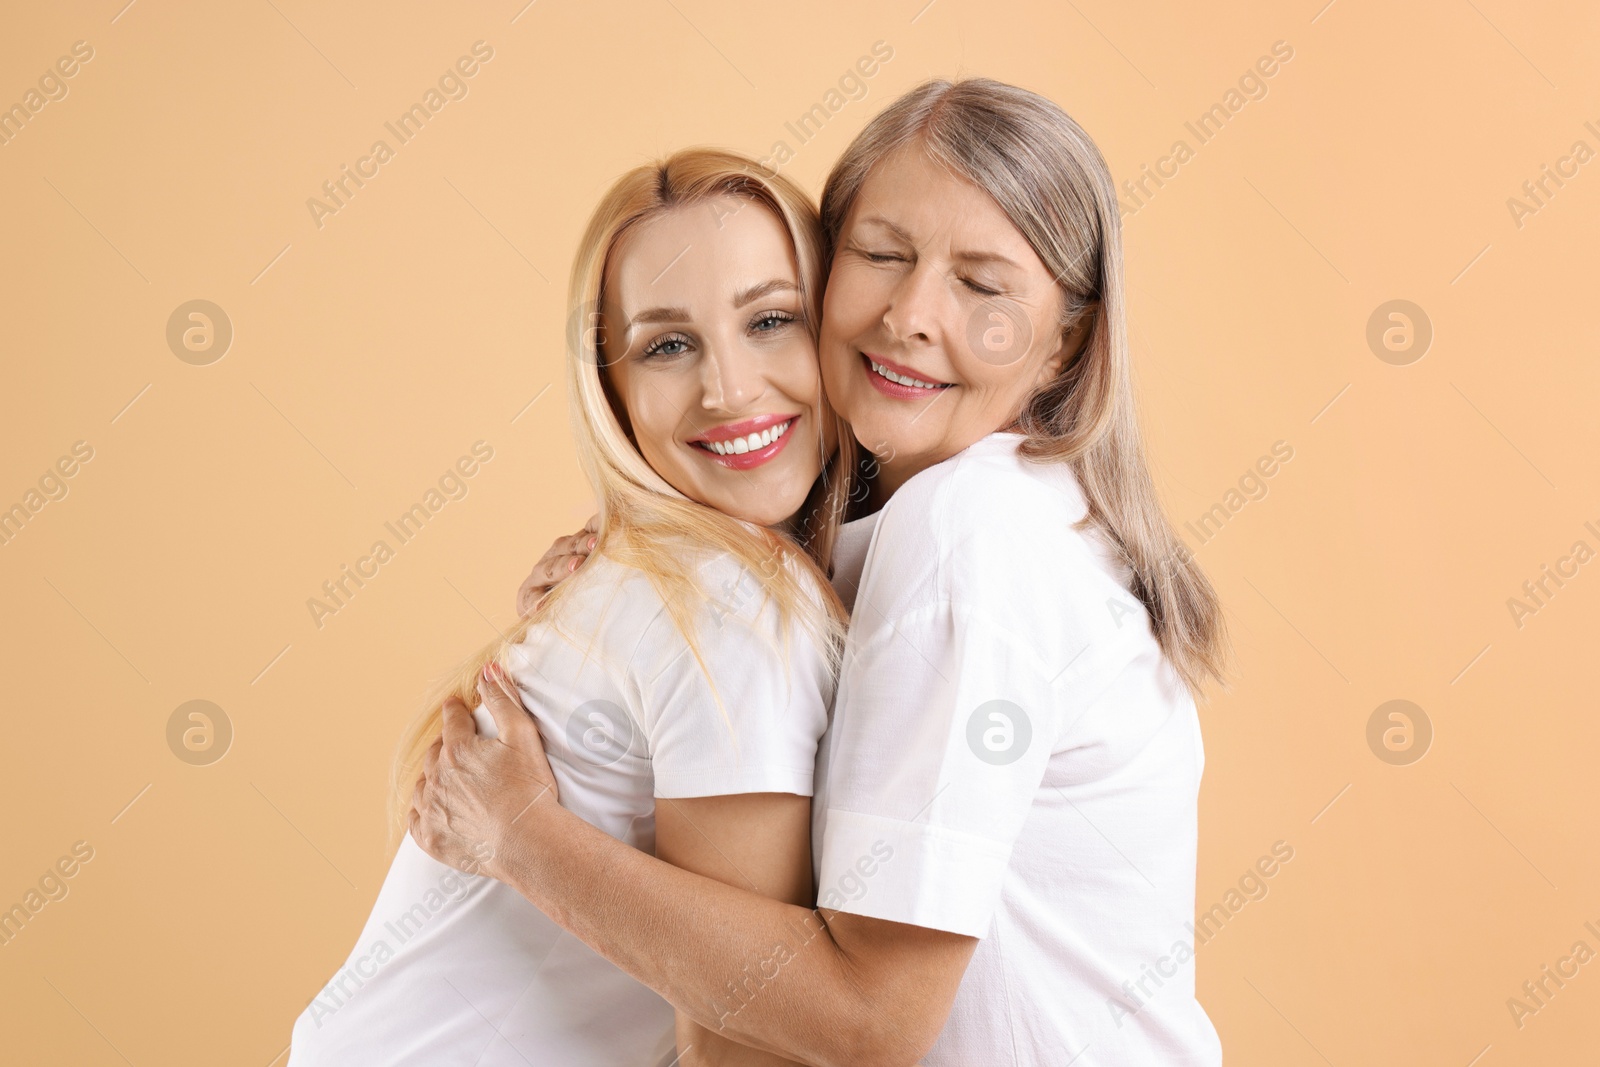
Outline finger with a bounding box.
[554,531,594,559]
[537,531,589,566]
[516,573,544,617]
[519,570,573,617]
[582,513,599,535]
[518,527,597,616]
[478,663,533,742]
[526,555,572,595]
[540,553,583,587]
[440,694,476,748]
[423,736,442,778]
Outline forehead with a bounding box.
[847,145,1041,264]
[605,198,798,316]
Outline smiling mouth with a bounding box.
[862,353,953,394]
[693,418,795,456]
[688,414,800,470]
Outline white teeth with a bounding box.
[870,360,941,390]
[703,419,793,458]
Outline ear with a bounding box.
[1037,304,1096,388]
[1036,338,1069,389]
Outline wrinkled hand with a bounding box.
[516,514,599,616]
[409,661,561,880]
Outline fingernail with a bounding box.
[586,536,596,551]
[568,557,580,572]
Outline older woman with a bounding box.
[413,78,1228,1067]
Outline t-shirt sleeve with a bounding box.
[815,462,1144,937]
[632,556,834,800]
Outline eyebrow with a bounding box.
[624,279,798,331]
[954,249,1023,269]
[856,214,1023,270]
[858,215,915,244]
[732,278,799,307]
[626,306,691,326]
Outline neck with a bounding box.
[867,460,914,514]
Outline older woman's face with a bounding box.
[820,145,1070,495]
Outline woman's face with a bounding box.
[601,197,828,527]
[820,145,1071,494]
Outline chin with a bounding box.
[723,505,793,527]
[851,411,906,452]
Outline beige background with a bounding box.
[2,0,1596,1062]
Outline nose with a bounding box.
[697,336,760,413]
[881,260,943,345]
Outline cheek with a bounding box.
[818,326,854,392]
[951,304,1062,394]
[779,342,824,405]
[944,334,1008,389]
[820,286,876,391]
[822,263,887,340]
[619,377,684,458]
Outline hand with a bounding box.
[409,662,561,880]
[516,514,599,616]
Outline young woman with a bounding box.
[288,148,856,1066]
[411,78,1230,1066]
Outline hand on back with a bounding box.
[516,514,598,616]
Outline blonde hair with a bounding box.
[387,148,854,840]
[821,78,1229,694]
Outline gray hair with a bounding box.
[821,78,1228,694]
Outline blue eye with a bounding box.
[642,333,691,359]
[750,311,796,333]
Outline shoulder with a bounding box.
[870,434,1102,582]
[607,543,834,682]
[517,553,669,668]
[859,434,1144,655]
[881,434,1086,546]
[555,544,775,622]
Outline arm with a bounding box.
[502,798,973,1067]
[413,669,975,1067]
[655,793,812,1066]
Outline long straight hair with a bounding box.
[387,149,854,840]
[820,78,1229,695]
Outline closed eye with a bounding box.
[850,243,907,265]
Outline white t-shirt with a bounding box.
[288,546,834,1067]
[813,432,1222,1065]
[828,506,878,615]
